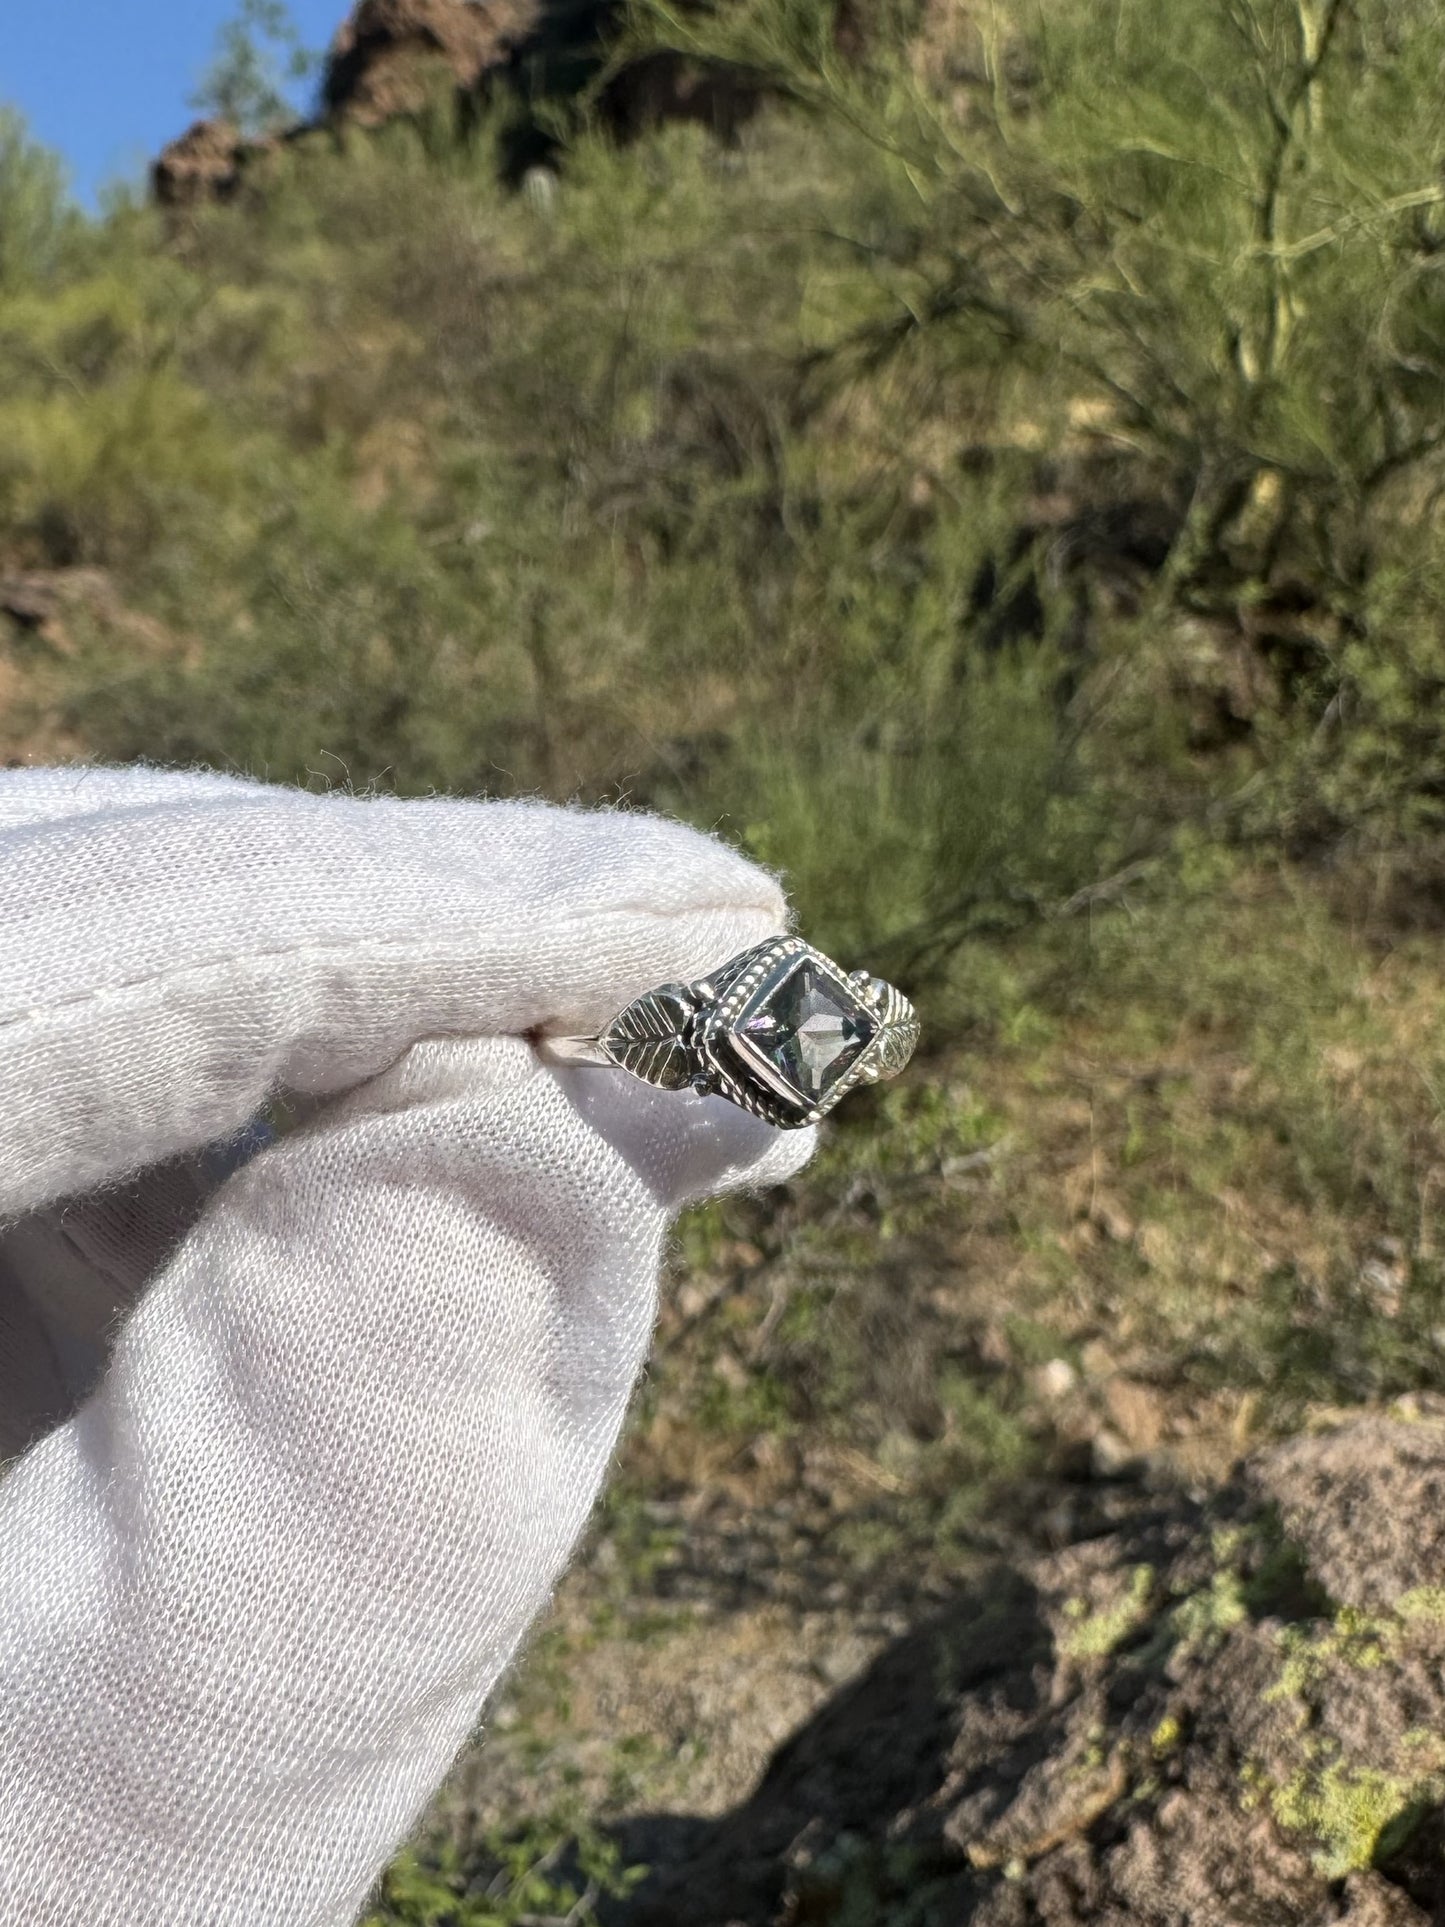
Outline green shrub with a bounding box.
[9,0,1445,959]
[635,0,1445,850]
[0,110,81,292]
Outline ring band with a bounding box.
[540,936,920,1128]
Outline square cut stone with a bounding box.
[734,959,877,1103]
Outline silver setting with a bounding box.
[541,937,921,1128]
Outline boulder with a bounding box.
[609,1411,1445,1926]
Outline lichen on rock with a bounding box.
[610,1412,1445,1925]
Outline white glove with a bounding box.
[0,766,815,1925]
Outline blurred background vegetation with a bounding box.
[5,0,1445,1917]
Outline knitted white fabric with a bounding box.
[0,766,815,1925]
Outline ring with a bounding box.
[540,936,920,1127]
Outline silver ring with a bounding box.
[540,936,920,1128]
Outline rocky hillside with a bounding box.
[154,0,764,204]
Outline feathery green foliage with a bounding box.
[0,109,81,291]
[7,2,1445,977]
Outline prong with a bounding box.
[693,978,718,1005]
[690,1072,716,1097]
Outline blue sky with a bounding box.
[2,2,348,208]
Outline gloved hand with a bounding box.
[0,765,815,1926]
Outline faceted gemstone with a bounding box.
[737,960,877,1102]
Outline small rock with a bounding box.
[1080,1339,1117,1379]
[1090,1193,1136,1243]
[1033,1358,1078,1400]
[1091,1427,1141,1480]
[675,1280,710,1320]
[812,1636,874,1687]
[1103,1376,1166,1450]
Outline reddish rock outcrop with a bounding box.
[322,0,541,125]
[152,119,265,209]
[152,0,774,207]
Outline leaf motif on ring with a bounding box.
[600,986,698,1090]
[871,982,922,1078]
